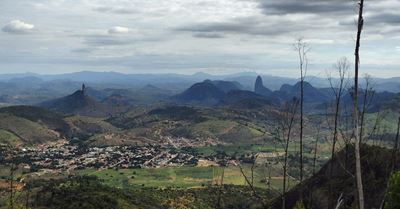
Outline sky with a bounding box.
[0,0,399,78]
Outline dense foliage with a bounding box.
[22,176,277,209]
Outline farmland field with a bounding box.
[76,165,298,191]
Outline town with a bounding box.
[0,141,241,173]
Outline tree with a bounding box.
[238,159,268,208]
[380,116,400,209]
[309,123,321,208]
[279,98,299,209]
[7,163,16,209]
[293,38,310,190]
[216,167,225,209]
[384,172,400,209]
[353,0,365,208]
[359,74,375,144]
[393,117,400,171]
[328,57,349,208]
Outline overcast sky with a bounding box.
[0,0,399,77]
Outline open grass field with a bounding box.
[192,140,333,158]
[365,112,399,133]
[65,115,118,131]
[193,143,289,157]
[76,165,298,192]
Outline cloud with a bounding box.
[175,17,316,37]
[0,0,399,77]
[192,33,225,39]
[83,37,130,46]
[108,26,130,34]
[71,48,93,54]
[2,20,35,34]
[258,0,352,15]
[93,6,137,15]
[368,13,400,25]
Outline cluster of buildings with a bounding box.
[161,136,219,148]
[0,140,284,175]
[1,143,200,172]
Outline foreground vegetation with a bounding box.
[2,175,277,209]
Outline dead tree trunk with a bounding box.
[394,117,400,168]
[353,0,365,209]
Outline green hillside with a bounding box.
[0,105,70,135]
[107,106,280,145]
[0,113,61,145]
[0,129,22,146]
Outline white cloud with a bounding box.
[2,20,35,34]
[396,46,400,51]
[108,26,129,34]
[0,0,398,77]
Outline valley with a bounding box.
[2,0,400,208]
[0,73,399,209]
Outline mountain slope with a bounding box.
[40,89,112,117]
[270,145,397,209]
[173,81,226,105]
[173,80,266,107]
[221,90,272,108]
[205,79,243,93]
[275,81,331,103]
[0,113,61,145]
[0,105,70,135]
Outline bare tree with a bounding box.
[238,161,267,207]
[327,57,349,208]
[312,125,321,176]
[338,102,353,170]
[359,74,375,144]
[216,167,225,209]
[4,144,18,209]
[367,110,387,146]
[309,124,321,208]
[280,98,300,209]
[393,117,400,171]
[293,38,309,190]
[353,0,365,208]
[8,163,16,209]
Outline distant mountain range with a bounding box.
[173,76,331,106]
[0,71,399,112]
[172,76,400,113]
[1,71,399,92]
[172,79,273,108]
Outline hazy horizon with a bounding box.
[1,70,400,80]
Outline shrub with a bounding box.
[385,172,400,209]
